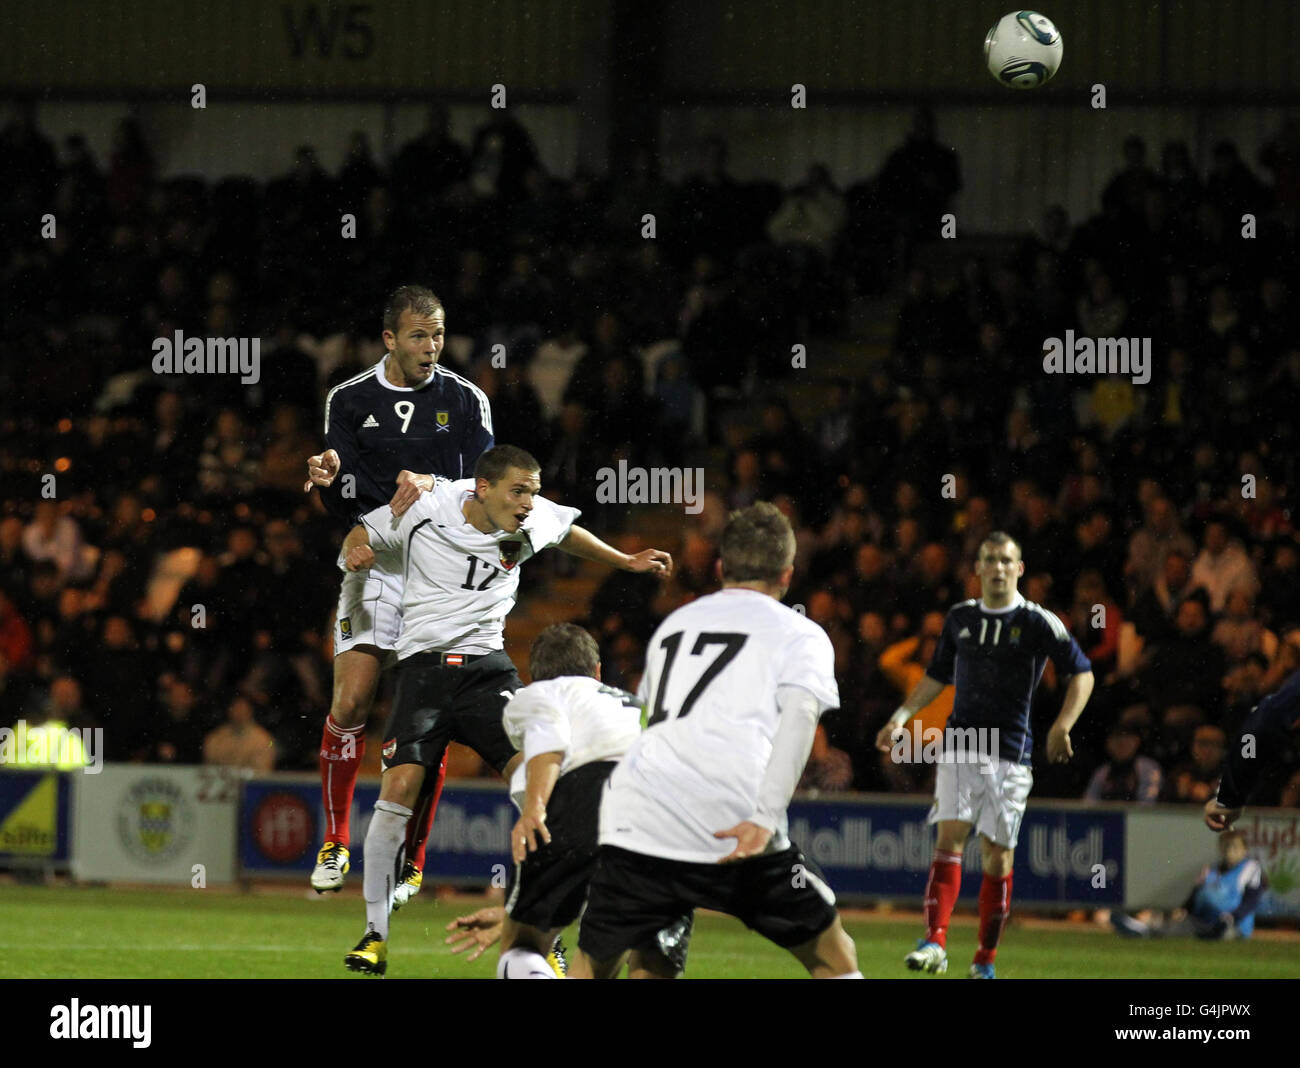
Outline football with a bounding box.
[984,10,1063,89]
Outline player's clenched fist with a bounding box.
[627,549,674,576]
[305,449,341,491]
[343,545,375,572]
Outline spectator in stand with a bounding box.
[336,130,383,204]
[1102,136,1160,225]
[107,116,155,220]
[23,500,95,583]
[84,615,154,760]
[468,109,539,205]
[876,611,951,793]
[1076,271,1129,339]
[900,543,956,625]
[1259,541,1300,633]
[391,104,469,207]
[197,409,262,500]
[1206,140,1269,222]
[0,590,34,676]
[1084,721,1162,803]
[798,723,854,794]
[1071,570,1122,681]
[1070,506,1124,594]
[1137,592,1227,717]
[874,107,962,272]
[1162,724,1227,804]
[1129,547,1197,645]
[150,677,208,765]
[203,694,277,772]
[1211,590,1277,666]
[1125,495,1196,598]
[1259,118,1300,211]
[1222,653,1271,726]
[1190,519,1259,614]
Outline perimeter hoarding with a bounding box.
[0,770,72,865]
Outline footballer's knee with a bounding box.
[330,649,383,729]
[379,763,425,811]
[935,820,970,853]
[328,695,368,731]
[794,917,857,978]
[979,837,1014,878]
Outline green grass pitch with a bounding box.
[2,885,1297,980]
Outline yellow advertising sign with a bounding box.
[0,774,58,856]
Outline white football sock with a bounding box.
[363,800,412,940]
[497,948,557,979]
[831,970,864,979]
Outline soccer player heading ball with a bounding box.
[875,532,1094,979]
[306,285,494,906]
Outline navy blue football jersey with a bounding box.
[1217,667,1300,808]
[926,595,1092,765]
[318,357,494,526]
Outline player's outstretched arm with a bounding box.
[1047,670,1094,762]
[874,674,946,752]
[717,686,821,863]
[557,525,673,576]
[340,524,375,572]
[512,751,562,863]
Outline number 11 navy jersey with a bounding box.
[927,594,1092,765]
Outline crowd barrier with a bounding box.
[2,766,1296,916]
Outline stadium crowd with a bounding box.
[1,102,1298,807]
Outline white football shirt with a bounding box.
[358,478,580,659]
[503,675,643,808]
[599,587,839,863]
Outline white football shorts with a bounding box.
[927,757,1033,849]
[333,563,403,657]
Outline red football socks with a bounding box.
[406,755,448,870]
[319,715,366,846]
[974,872,1013,965]
[923,849,964,947]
